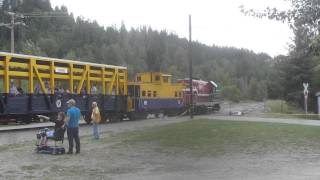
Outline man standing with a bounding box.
[65,99,81,154]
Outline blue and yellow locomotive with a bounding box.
[127,72,185,119]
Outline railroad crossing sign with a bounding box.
[303,82,309,114]
[303,82,309,97]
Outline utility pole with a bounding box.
[0,10,67,53]
[0,11,25,53]
[189,14,193,119]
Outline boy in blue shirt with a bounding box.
[65,99,81,154]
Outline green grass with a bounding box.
[121,119,320,156]
[262,113,320,120]
[263,100,320,120]
[265,100,293,113]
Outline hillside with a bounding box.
[0,0,272,101]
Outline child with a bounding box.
[37,112,65,147]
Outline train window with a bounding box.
[153,91,157,97]
[137,76,141,82]
[147,91,151,97]
[175,91,178,97]
[155,75,160,81]
[142,90,146,97]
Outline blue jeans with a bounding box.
[92,122,99,139]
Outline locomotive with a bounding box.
[0,52,221,123]
[178,79,221,114]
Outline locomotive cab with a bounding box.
[179,79,221,114]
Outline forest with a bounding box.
[1,0,319,111]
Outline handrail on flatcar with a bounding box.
[0,52,128,96]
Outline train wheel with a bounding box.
[109,113,123,122]
[0,117,8,125]
[127,112,136,121]
[214,104,221,111]
[25,118,32,124]
[128,112,148,121]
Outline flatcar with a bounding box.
[0,52,127,123]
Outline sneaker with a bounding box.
[75,151,80,154]
[67,151,73,154]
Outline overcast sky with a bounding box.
[50,0,293,57]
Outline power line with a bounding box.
[0,11,69,52]
[0,11,25,53]
[24,15,69,18]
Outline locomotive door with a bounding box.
[128,85,140,111]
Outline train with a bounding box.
[0,52,221,124]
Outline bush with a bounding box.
[265,100,289,113]
[221,85,241,102]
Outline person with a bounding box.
[37,112,65,147]
[91,84,97,95]
[59,86,65,94]
[9,80,18,96]
[54,87,59,94]
[80,87,87,95]
[17,87,24,95]
[74,85,78,94]
[91,102,101,139]
[34,83,40,94]
[45,81,51,94]
[64,99,81,154]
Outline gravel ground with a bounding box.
[2,102,320,179]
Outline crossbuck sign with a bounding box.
[303,83,309,96]
[303,82,309,114]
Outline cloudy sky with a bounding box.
[50,0,293,57]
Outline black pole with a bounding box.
[189,15,193,119]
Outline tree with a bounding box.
[21,40,45,56]
[241,0,320,109]
[0,0,273,102]
[222,85,241,102]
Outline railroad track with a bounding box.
[0,120,87,132]
[0,102,265,132]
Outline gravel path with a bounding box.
[0,116,190,146]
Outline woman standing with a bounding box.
[91,102,101,139]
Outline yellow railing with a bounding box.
[0,52,127,95]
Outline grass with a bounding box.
[3,119,320,179]
[120,119,320,156]
[263,100,320,120]
[265,100,295,114]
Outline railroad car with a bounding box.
[127,72,185,119]
[0,52,127,123]
[178,79,221,114]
